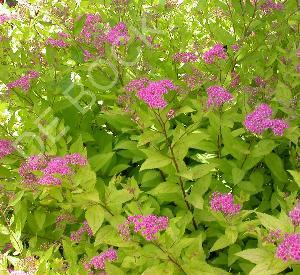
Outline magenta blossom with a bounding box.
[7,71,40,92]
[289,204,300,226]
[276,233,300,262]
[210,192,241,216]
[206,86,233,108]
[173,52,198,63]
[70,220,93,242]
[84,248,117,271]
[19,153,87,186]
[46,38,69,48]
[118,214,169,241]
[107,22,130,46]
[244,103,288,136]
[203,43,228,64]
[136,79,177,109]
[0,139,15,159]
[125,78,149,92]
[261,0,284,14]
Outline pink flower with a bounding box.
[125,78,149,92]
[7,71,39,92]
[289,204,300,226]
[19,153,87,186]
[87,248,117,271]
[276,233,300,262]
[107,22,130,46]
[0,14,11,25]
[263,229,282,243]
[261,0,284,14]
[46,38,69,48]
[38,174,61,185]
[203,43,228,64]
[231,44,239,52]
[167,108,175,119]
[173,52,198,63]
[244,104,288,136]
[206,86,233,108]
[210,192,241,216]
[0,139,15,159]
[70,220,93,242]
[136,79,177,109]
[83,50,94,62]
[254,76,267,87]
[119,214,169,241]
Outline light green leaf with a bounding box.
[140,149,171,171]
[85,205,104,235]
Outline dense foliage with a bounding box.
[0,0,299,274]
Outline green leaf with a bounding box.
[210,227,238,252]
[34,209,46,230]
[264,153,288,182]
[256,212,292,232]
[85,205,104,235]
[187,174,212,209]
[235,248,272,264]
[89,152,115,172]
[140,149,171,171]
[232,167,245,185]
[288,170,300,187]
[73,15,86,36]
[179,163,218,180]
[251,140,278,157]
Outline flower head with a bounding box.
[119,214,169,241]
[289,204,300,226]
[173,52,198,63]
[70,220,93,242]
[7,71,39,92]
[210,192,241,215]
[276,233,300,262]
[244,103,288,136]
[107,22,130,46]
[261,0,284,14]
[85,248,117,271]
[0,139,15,159]
[136,79,177,109]
[206,86,233,108]
[46,38,69,48]
[203,43,228,64]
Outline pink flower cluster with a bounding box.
[79,14,102,43]
[206,86,233,108]
[56,213,77,228]
[125,77,149,92]
[289,204,300,226]
[203,43,228,64]
[263,229,281,243]
[137,79,177,109]
[231,44,239,52]
[261,0,284,14]
[106,22,130,46]
[0,14,11,25]
[173,52,198,63]
[46,38,69,48]
[84,248,117,272]
[254,76,267,87]
[210,192,241,215]
[0,139,15,159]
[70,220,93,242]
[77,14,106,56]
[7,71,39,92]
[118,214,169,241]
[19,153,87,186]
[244,103,288,136]
[276,233,300,262]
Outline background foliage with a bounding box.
[0,0,299,274]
